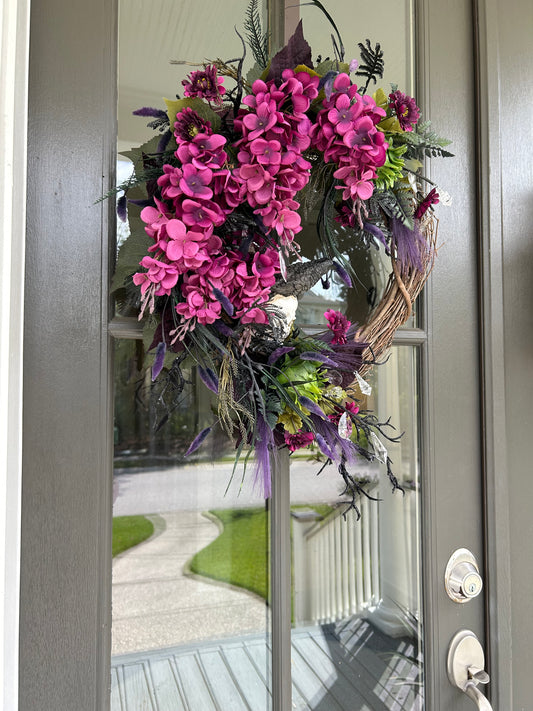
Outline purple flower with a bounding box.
[324,309,351,345]
[389,90,421,132]
[174,107,212,142]
[284,430,315,452]
[182,65,225,105]
[414,188,440,219]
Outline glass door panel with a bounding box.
[290,346,423,710]
[112,3,272,708]
[112,338,271,709]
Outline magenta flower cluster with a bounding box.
[310,73,388,203]
[132,66,420,335]
[234,70,320,248]
[133,66,324,329]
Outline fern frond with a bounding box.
[395,120,454,160]
[243,0,269,69]
[356,40,384,94]
[374,188,414,230]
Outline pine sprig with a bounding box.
[243,0,269,69]
[356,39,384,94]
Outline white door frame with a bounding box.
[0,0,31,707]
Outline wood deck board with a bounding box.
[111,619,423,710]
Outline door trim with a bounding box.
[0,0,31,707]
[474,1,513,708]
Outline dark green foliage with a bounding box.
[394,120,454,160]
[374,188,414,230]
[244,0,269,69]
[356,40,385,93]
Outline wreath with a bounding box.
[109,1,452,513]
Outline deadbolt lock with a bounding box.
[445,548,483,603]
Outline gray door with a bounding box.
[19,0,505,709]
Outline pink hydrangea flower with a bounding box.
[133,256,179,295]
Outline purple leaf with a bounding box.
[299,352,339,367]
[267,346,294,365]
[198,366,219,394]
[133,107,168,118]
[185,426,212,456]
[333,261,353,288]
[151,341,166,381]
[299,396,326,418]
[266,21,312,84]
[117,195,127,222]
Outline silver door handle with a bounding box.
[447,630,493,710]
[464,682,493,711]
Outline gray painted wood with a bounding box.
[415,1,486,708]
[111,620,422,710]
[20,0,116,708]
[477,1,533,707]
[149,658,187,711]
[21,0,533,707]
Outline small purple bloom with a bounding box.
[389,90,421,132]
[414,188,440,219]
[132,107,168,119]
[174,107,212,142]
[182,65,226,105]
[299,352,339,368]
[299,396,326,418]
[211,285,234,317]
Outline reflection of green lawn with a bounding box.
[190,508,269,599]
[112,515,154,557]
[189,505,332,601]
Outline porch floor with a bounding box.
[111,616,422,710]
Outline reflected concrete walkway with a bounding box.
[112,511,267,656]
[113,459,379,516]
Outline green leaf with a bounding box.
[374,140,408,190]
[164,97,221,132]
